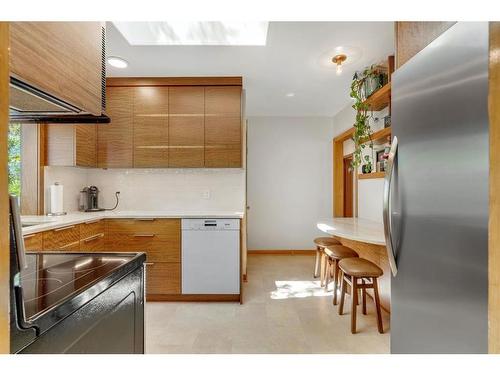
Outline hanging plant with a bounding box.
[350,65,381,170]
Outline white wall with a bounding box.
[44,167,245,214]
[246,116,334,250]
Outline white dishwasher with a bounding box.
[182,218,240,294]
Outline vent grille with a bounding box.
[101,26,106,110]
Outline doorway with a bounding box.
[343,155,354,217]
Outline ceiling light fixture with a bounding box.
[332,54,347,75]
[285,92,295,97]
[107,56,128,69]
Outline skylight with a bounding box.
[113,21,269,46]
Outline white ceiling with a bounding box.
[106,22,394,117]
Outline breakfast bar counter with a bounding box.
[317,217,391,312]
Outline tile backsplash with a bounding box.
[44,167,246,213]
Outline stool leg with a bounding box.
[373,278,384,334]
[351,276,358,334]
[320,252,326,287]
[332,259,339,305]
[324,259,330,291]
[338,271,346,315]
[362,279,367,315]
[314,247,321,278]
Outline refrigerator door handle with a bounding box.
[383,136,398,276]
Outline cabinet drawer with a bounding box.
[106,218,181,236]
[80,233,105,252]
[145,262,180,295]
[23,232,43,251]
[80,219,104,238]
[105,233,179,262]
[43,225,80,250]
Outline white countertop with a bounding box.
[317,217,386,246]
[22,210,244,235]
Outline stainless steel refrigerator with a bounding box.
[386,22,489,353]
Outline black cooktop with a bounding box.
[20,253,141,320]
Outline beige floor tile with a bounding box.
[145,255,390,354]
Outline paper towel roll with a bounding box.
[49,182,64,214]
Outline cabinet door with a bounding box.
[168,87,205,167]
[10,22,103,115]
[98,87,133,168]
[42,225,80,250]
[75,125,97,167]
[23,233,43,251]
[204,86,242,167]
[146,262,181,295]
[133,86,169,167]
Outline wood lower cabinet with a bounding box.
[23,232,43,251]
[46,124,97,167]
[10,22,104,116]
[97,86,134,168]
[168,87,205,167]
[105,218,181,297]
[133,86,169,167]
[80,219,105,251]
[42,224,80,251]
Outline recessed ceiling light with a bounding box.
[107,56,128,69]
[285,93,295,97]
[113,21,269,46]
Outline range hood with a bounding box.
[9,77,110,123]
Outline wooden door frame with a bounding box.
[342,154,354,217]
[332,127,354,217]
[0,21,10,354]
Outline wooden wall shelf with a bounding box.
[358,171,385,180]
[363,82,391,111]
[361,126,391,145]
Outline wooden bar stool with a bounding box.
[313,237,341,284]
[338,257,384,334]
[323,245,359,304]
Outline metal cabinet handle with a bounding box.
[23,234,36,239]
[83,233,104,243]
[383,136,398,277]
[135,218,155,221]
[54,225,75,232]
[60,240,80,249]
[133,234,155,237]
[144,262,154,266]
[84,219,101,225]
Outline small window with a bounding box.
[8,123,21,198]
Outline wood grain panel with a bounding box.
[21,124,42,215]
[489,21,500,354]
[169,87,204,167]
[10,22,103,115]
[205,86,241,115]
[97,86,133,168]
[75,125,97,167]
[80,219,104,239]
[42,225,80,250]
[23,233,43,251]
[205,146,241,168]
[107,77,242,87]
[395,22,455,68]
[145,262,181,295]
[79,233,105,252]
[105,234,180,262]
[105,218,180,235]
[333,139,344,217]
[0,22,10,354]
[334,236,391,312]
[133,86,169,167]
[46,125,75,166]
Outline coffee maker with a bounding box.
[79,186,105,212]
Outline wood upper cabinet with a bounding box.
[168,87,205,167]
[97,87,134,168]
[9,22,104,115]
[395,22,455,68]
[204,86,242,167]
[46,124,97,167]
[133,86,169,167]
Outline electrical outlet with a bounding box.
[202,189,210,199]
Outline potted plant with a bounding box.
[362,155,373,174]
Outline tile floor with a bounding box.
[145,254,390,354]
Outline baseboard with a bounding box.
[147,294,240,302]
[247,249,316,255]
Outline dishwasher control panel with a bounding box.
[181,218,240,230]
